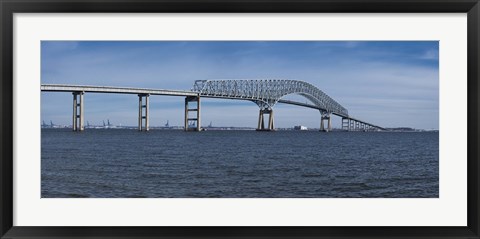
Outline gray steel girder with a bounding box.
[193,79,348,117]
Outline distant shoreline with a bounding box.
[40,127,439,132]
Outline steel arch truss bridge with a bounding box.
[41,79,385,132]
[193,79,348,116]
[193,79,357,131]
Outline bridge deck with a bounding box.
[278,100,385,130]
[41,84,199,97]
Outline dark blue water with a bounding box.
[41,129,438,198]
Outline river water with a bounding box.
[41,129,438,198]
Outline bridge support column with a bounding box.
[138,94,150,131]
[320,113,331,132]
[185,96,201,131]
[328,116,332,131]
[256,109,274,131]
[72,91,84,131]
[342,118,350,131]
[258,110,264,130]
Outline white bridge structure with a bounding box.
[41,79,385,132]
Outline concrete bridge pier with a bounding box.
[138,94,150,131]
[257,109,274,131]
[185,96,201,131]
[320,112,331,132]
[342,117,350,131]
[72,91,84,131]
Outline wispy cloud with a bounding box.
[419,49,439,60]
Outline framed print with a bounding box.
[1,0,479,238]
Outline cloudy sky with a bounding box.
[41,41,439,129]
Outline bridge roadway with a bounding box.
[277,99,386,130]
[40,84,199,97]
[41,84,385,132]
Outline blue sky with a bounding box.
[41,41,439,129]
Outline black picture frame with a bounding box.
[1,0,479,238]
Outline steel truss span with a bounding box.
[193,79,348,117]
